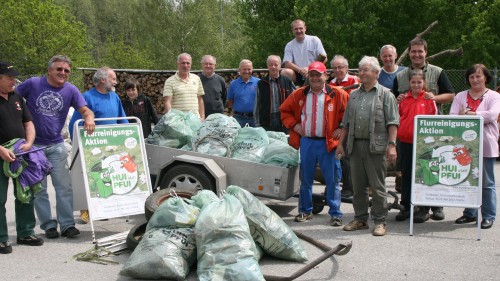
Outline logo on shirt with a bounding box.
[36,90,64,116]
[328,104,334,111]
[15,101,21,111]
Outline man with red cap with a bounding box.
[280,61,349,226]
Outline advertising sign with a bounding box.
[76,123,152,220]
[412,115,483,209]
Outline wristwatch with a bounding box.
[388,140,397,147]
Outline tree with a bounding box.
[0,0,92,74]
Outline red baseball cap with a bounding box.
[308,62,326,74]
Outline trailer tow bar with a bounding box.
[263,231,352,281]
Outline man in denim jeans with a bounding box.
[16,55,95,239]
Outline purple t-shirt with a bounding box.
[16,76,87,145]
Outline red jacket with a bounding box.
[280,85,349,152]
[398,90,437,143]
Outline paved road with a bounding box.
[1,162,499,281]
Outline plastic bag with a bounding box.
[230,126,269,162]
[120,227,196,280]
[146,196,200,232]
[226,185,308,262]
[266,131,288,144]
[192,113,241,157]
[191,190,219,209]
[147,109,201,148]
[195,194,264,281]
[261,138,299,167]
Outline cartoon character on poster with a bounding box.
[418,144,472,186]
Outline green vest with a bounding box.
[396,63,443,112]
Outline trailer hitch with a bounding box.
[263,230,352,281]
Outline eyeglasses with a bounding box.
[55,67,70,73]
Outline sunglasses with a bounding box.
[55,67,70,73]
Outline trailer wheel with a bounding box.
[126,222,147,251]
[160,164,215,194]
[144,189,194,221]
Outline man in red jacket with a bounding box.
[280,61,349,226]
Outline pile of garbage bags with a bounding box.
[120,186,307,280]
[146,111,298,167]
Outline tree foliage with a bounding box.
[0,0,92,74]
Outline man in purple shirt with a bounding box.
[16,55,95,239]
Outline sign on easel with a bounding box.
[410,115,483,237]
[72,118,152,240]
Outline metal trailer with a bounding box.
[146,143,299,201]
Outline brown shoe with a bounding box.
[343,220,369,231]
[373,223,387,236]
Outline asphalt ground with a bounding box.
[1,161,500,281]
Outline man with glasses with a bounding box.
[337,56,399,236]
[16,55,95,239]
[199,55,227,117]
[329,55,360,94]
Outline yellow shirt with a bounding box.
[163,72,204,116]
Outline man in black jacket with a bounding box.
[254,55,296,132]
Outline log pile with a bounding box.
[82,70,269,114]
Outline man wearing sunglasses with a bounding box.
[16,55,95,240]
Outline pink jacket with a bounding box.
[450,89,500,157]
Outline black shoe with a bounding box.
[17,235,44,246]
[0,241,12,254]
[45,228,59,239]
[431,207,445,220]
[455,215,477,224]
[61,226,80,238]
[481,219,494,229]
[413,210,430,223]
[341,189,353,198]
[395,210,411,221]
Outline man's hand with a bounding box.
[19,142,33,152]
[387,145,397,163]
[298,67,308,77]
[423,91,436,100]
[335,144,345,160]
[0,146,15,162]
[396,93,406,104]
[333,128,342,140]
[84,117,96,135]
[293,123,304,136]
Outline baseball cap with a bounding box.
[308,61,326,74]
[0,61,20,76]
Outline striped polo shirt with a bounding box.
[163,72,204,116]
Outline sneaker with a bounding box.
[80,210,89,224]
[45,228,59,239]
[17,235,44,246]
[431,207,445,220]
[61,226,80,238]
[343,220,369,231]
[0,241,12,254]
[413,210,430,223]
[330,217,343,227]
[294,213,312,222]
[395,210,411,221]
[373,223,387,236]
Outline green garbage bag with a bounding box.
[191,190,219,209]
[147,109,201,148]
[146,196,200,231]
[192,113,241,157]
[261,138,299,167]
[195,194,264,281]
[226,185,308,262]
[230,126,269,163]
[120,227,196,280]
[266,131,288,144]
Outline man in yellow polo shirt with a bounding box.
[163,53,205,120]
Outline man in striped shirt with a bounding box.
[163,53,205,120]
[280,61,349,226]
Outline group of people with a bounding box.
[0,19,498,256]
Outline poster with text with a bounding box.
[412,115,483,208]
[78,124,152,220]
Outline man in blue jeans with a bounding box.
[16,55,95,239]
